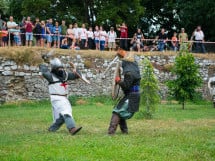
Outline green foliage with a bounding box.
[139,58,160,119]
[167,51,203,109]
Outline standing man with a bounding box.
[108,49,141,135]
[157,28,168,52]
[60,20,67,47]
[192,26,206,53]
[208,74,215,108]
[39,57,82,135]
[117,22,128,50]
[107,27,117,51]
[46,18,53,48]
[25,16,34,46]
[7,16,18,46]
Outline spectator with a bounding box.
[94,25,100,50]
[60,20,67,47]
[79,23,87,49]
[192,25,206,53]
[7,16,18,46]
[157,28,168,52]
[131,28,144,52]
[73,23,80,46]
[13,26,21,46]
[67,24,75,49]
[34,17,42,47]
[52,21,62,48]
[25,16,34,46]
[99,26,107,51]
[171,32,178,51]
[87,26,94,49]
[60,37,69,49]
[46,18,53,48]
[1,22,8,47]
[117,22,128,50]
[19,17,26,46]
[178,28,188,51]
[40,20,46,47]
[0,14,4,30]
[107,27,117,51]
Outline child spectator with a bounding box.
[73,23,80,46]
[178,28,188,51]
[13,27,21,46]
[67,24,75,49]
[25,16,34,46]
[99,26,107,51]
[1,23,8,47]
[107,27,117,51]
[52,21,62,48]
[79,23,87,49]
[171,32,178,51]
[94,25,100,50]
[41,20,46,47]
[87,26,94,49]
[34,17,42,47]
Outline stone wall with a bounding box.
[0,54,215,104]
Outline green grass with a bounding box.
[0,97,215,161]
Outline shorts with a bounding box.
[2,36,8,42]
[26,32,33,41]
[53,35,60,41]
[108,42,116,49]
[46,35,52,43]
[95,39,99,44]
[14,35,21,45]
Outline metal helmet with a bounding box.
[50,58,63,70]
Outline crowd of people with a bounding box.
[0,15,207,53]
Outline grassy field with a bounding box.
[0,97,215,161]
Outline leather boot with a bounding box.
[69,127,82,135]
[119,119,128,134]
[108,113,120,135]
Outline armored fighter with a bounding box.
[39,57,82,135]
[108,49,141,135]
[208,74,215,108]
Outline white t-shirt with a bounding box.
[87,31,94,39]
[7,21,18,32]
[99,31,107,41]
[73,27,80,39]
[80,28,87,39]
[108,31,117,42]
[94,31,100,41]
[194,31,204,40]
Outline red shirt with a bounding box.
[120,26,128,38]
[26,22,33,32]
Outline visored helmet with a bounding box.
[50,58,63,70]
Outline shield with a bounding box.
[111,62,121,100]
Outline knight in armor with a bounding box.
[39,58,82,135]
[208,74,215,108]
[108,49,141,135]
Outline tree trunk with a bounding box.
[182,102,185,110]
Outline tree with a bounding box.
[140,58,160,118]
[167,51,202,109]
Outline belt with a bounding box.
[51,94,68,97]
[131,85,140,92]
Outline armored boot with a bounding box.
[119,119,128,134]
[108,113,120,135]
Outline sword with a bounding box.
[69,62,91,84]
[102,56,119,78]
